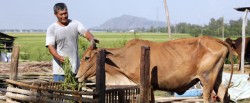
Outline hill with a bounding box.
[93,15,166,31]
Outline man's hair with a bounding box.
[53,3,67,14]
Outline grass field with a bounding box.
[8,32,193,61]
[8,33,49,61]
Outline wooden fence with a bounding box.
[3,46,152,103]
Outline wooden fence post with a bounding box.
[7,46,19,102]
[95,49,106,103]
[140,46,150,103]
[9,46,19,81]
[118,89,125,103]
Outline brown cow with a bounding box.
[225,37,250,70]
[76,36,233,103]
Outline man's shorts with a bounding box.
[53,75,65,82]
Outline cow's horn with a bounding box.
[91,39,97,49]
[91,39,99,49]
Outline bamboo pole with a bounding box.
[41,68,52,72]
[0,75,52,80]
[5,98,20,103]
[222,16,225,40]
[5,92,58,103]
[240,9,248,73]
[5,79,97,95]
[7,86,37,96]
[0,96,6,100]
[6,86,95,102]
[163,0,172,40]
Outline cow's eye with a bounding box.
[85,57,90,61]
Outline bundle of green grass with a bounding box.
[61,57,79,90]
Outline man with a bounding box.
[46,3,98,82]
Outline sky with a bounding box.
[0,0,250,30]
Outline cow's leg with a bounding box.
[200,73,218,103]
[150,88,155,103]
[211,53,231,103]
[237,57,241,71]
[214,84,230,103]
[213,69,230,103]
[200,56,227,102]
[199,74,215,103]
[200,81,213,103]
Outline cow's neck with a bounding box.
[105,72,137,85]
[104,48,140,85]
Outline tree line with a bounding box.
[147,18,250,38]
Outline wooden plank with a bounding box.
[5,92,58,103]
[94,49,106,103]
[140,46,150,103]
[118,89,125,103]
[8,45,19,103]
[9,46,19,81]
[106,85,139,90]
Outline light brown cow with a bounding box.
[76,36,234,103]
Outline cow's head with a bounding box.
[225,38,238,56]
[225,38,235,49]
[76,45,99,82]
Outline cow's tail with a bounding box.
[217,39,234,92]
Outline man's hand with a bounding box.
[47,45,65,63]
[57,56,65,63]
[91,38,99,49]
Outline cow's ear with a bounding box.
[105,51,113,55]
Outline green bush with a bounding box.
[20,48,30,61]
[78,38,89,58]
[225,55,238,64]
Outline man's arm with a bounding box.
[47,45,64,63]
[84,30,94,42]
[83,30,99,49]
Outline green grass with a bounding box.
[8,33,50,61]
[94,32,192,47]
[8,32,192,61]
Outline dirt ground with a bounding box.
[0,61,52,74]
[0,61,52,103]
[223,64,250,74]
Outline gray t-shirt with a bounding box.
[46,20,87,75]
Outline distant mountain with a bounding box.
[93,15,166,31]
